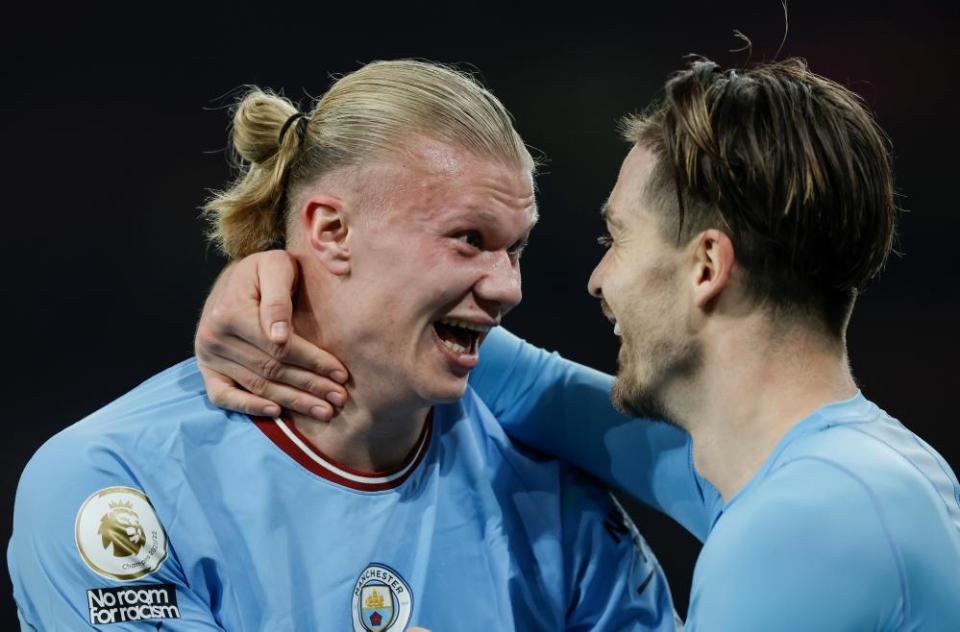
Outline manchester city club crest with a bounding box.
[351,563,413,632]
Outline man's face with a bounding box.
[344,139,536,407]
[588,145,701,424]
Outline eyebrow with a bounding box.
[471,206,540,232]
[600,202,622,228]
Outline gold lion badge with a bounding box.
[76,486,168,580]
[98,500,147,558]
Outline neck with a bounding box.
[288,260,430,473]
[288,399,430,473]
[675,317,857,502]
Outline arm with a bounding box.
[470,327,720,540]
[195,251,720,537]
[8,434,225,630]
[560,471,680,631]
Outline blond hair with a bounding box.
[204,60,534,259]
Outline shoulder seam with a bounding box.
[764,403,884,472]
[805,420,960,524]
[845,422,960,509]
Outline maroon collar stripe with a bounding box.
[252,413,432,492]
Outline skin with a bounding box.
[589,145,858,500]
[280,136,536,472]
[589,145,702,425]
[194,250,351,421]
[197,143,858,501]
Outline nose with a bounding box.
[587,250,609,298]
[475,250,523,314]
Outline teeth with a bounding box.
[438,317,492,334]
[613,321,622,336]
[440,338,470,354]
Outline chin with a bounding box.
[418,374,470,405]
[613,333,701,428]
[612,370,673,425]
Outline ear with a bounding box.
[301,194,351,275]
[691,229,735,309]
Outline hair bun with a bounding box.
[231,90,300,165]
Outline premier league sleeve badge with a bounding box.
[74,486,168,581]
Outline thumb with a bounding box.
[256,250,298,344]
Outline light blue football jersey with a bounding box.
[472,328,960,631]
[9,355,679,631]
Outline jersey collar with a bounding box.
[252,411,433,492]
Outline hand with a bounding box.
[194,250,348,420]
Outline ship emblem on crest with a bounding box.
[361,586,395,630]
[351,563,413,632]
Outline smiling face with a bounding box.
[588,145,702,424]
[318,138,537,409]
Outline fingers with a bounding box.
[197,335,345,418]
[199,364,281,418]
[199,332,347,402]
[199,355,338,421]
[198,311,349,389]
[194,251,350,422]
[200,276,349,383]
[255,250,298,345]
[276,334,350,381]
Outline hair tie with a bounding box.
[278,112,308,145]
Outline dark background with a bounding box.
[5,0,958,625]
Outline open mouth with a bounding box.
[433,317,491,355]
[601,301,622,337]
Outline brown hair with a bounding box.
[204,60,534,259]
[623,57,898,335]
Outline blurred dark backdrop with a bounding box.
[4,0,958,625]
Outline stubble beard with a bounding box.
[611,335,703,429]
